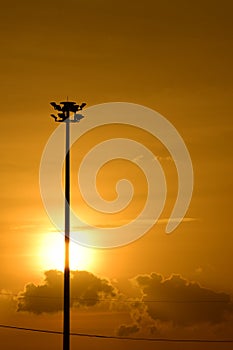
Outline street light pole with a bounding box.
[50,100,86,350]
[64,111,70,350]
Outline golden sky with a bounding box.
[0,1,233,349]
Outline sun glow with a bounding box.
[38,232,95,272]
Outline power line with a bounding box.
[0,291,230,303]
[0,324,233,343]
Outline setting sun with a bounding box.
[37,232,95,272]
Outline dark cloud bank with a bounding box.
[16,270,233,337]
[135,273,232,326]
[17,270,115,314]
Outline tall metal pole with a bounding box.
[64,111,70,350]
[50,100,86,350]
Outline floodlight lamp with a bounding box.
[50,102,62,111]
[80,102,86,109]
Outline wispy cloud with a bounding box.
[157,217,198,224]
[72,217,198,230]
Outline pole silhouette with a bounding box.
[64,113,70,350]
[50,100,86,350]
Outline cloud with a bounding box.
[17,270,115,314]
[71,270,115,307]
[157,155,173,162]
[157,217,198,224]
[134,273,232,326]
[132,154,144,163]
[117,299,158,336]
[70,216,198,233]
[15,270,233,340]
[116,272,233,337]
[117,324,139,336]
[0,290,17,314]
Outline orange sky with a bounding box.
[0,1,233,349]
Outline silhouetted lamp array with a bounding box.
[50,101,86,122]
